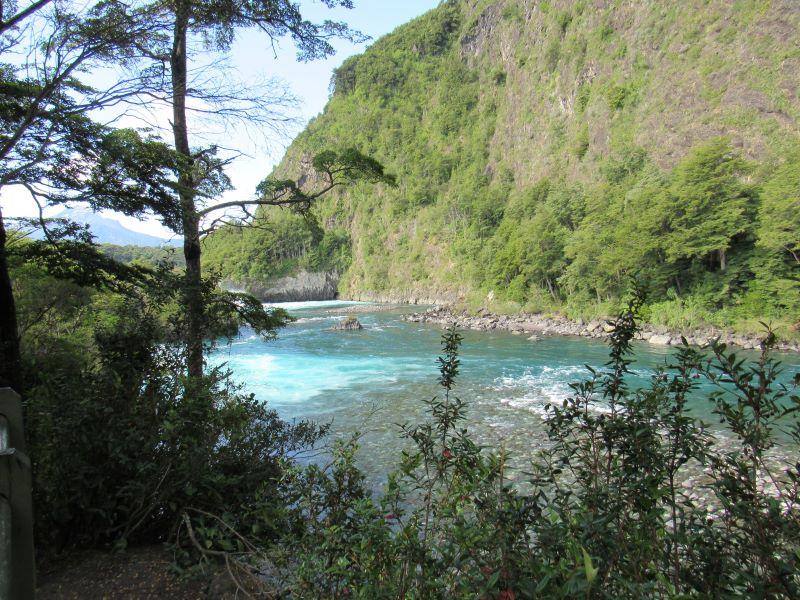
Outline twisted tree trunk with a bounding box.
[170,3,204,379]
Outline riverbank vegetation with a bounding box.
[99,244,186,269]
[205,0,800,338]
[202,207,352,283]
[267,303,800,598]
[9,240,321,552]
[0,0,380,589]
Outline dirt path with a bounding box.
[36,546,215,599]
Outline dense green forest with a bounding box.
[100,243,186,268]
[3,0,800,597]
[205,0,800,336]
[203,210,350,281]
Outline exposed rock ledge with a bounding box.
[343,288,466,306]
[223,271,339,302]
[405,306,800,353]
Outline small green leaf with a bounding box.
[582,547,598,586]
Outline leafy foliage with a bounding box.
[14,258,324,553]
[207,0,800,336]
[99,244,186,269]
[203,206,351,282]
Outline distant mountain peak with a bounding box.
[50,208,181,247]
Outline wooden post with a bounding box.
[0,387,35,599]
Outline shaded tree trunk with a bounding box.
[0,207,22,391]
[719,248,727,272]
[788,247,800,265]
[171,4,204,379]
[545,277,557,301]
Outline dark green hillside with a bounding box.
[204,0,800,335]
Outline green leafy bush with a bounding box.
[17,263,324,554]
[252,292,800,598]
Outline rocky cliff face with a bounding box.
[344,287,468,306]
[226,271,340,302]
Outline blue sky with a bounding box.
[245,1,442,121]
[2,0,440,237]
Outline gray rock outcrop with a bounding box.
[224,271,339,302]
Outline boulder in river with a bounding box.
[649,334,672,346]
[334,316,363,331]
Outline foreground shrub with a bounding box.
[20,272,324,555]
[266,292,799,598]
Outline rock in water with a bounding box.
[334,316,363,331]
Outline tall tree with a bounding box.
[131,0,393,377]
[666,138,754,273]
[0,0,175,390]
[757,146,800,266]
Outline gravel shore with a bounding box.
[404,306,800,353]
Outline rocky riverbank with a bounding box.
[405,306,800,353]
[342,287,467,306]
[223,271,339,302]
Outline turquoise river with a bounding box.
[212,300,800,486]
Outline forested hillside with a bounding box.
[204,0,800,334]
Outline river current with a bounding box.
[211,300,800,485]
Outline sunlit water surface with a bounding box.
[211,301,800,487]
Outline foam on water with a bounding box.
[490,365,613,416]
[210,304,799,484]
[229,334,261,345]
[294,315,343,323]
[213,346,425,410]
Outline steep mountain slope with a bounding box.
[204,0,800,333]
